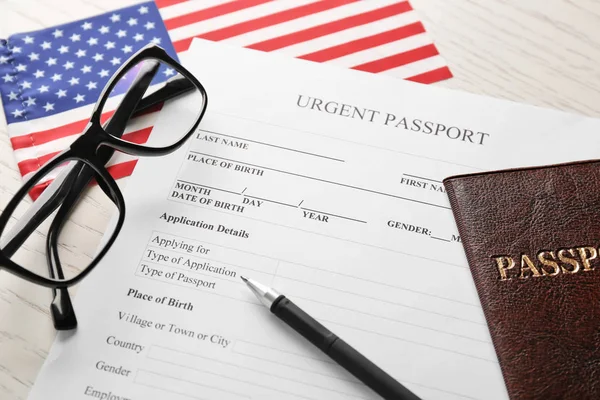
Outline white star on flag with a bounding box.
[20,80,32,89]
[74,93,85,103]
[63,61,74,70]
[86,81,97,90]
[99,26,110,34]
[2,73,14,83]
[28,52,40,61]
[24,97,36,106]
[41,41,52,50]
[70,34,81,42]
[81,65,92,73]
[150,37,161,45]
[138,6,148,14]
[110,13,120,23]
[7,91,18,101]
[43,102,54,112]
[122,45,133,54]
[144,22,155,30]
[23,36,34,44]
[15,64,26,72]
[133,33,144,42]
[82,22,92,30]
[33,70,45,78]
[105,41,116,50]
[58,45,69,54]
[68,77,79,85]
[98,69,109,78]
[0,55,9,64]
[55,89,67,98]
[52,29,63,38]
[11,46,21,53]
[92,53,104,62]
[38,85,49,93]
[116,30,127,38]
[87,37,99,46]
[46,57,57,66]
[11,109,24,118]
[50,73,62,82]
[110,57,121,66]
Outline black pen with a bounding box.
[240,276,421,400]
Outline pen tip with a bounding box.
[240,276,248,283]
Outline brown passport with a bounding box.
[443,160,600,400]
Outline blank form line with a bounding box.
[188,151,451,210]
[236,340,335,366]
[301,207,367,224]
[149,347,368,400]
[278,274,485,326]
[292,294,490,343]
[198,128,345,163]
[235,349,482,400]
[136,369,249,399]
[231,348,359,385]
[176,179,240,195]
[403,173,443,183]
[281,259,478,308]
[135,381,211,400]
[321,318,495,363]
[431,236,451,242]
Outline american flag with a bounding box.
[0,0,451,200]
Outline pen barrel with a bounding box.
[271,296,337,350]
[271,296,420,400]
[328,338,421,400]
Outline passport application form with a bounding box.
[26,39,600,400]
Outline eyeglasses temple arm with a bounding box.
[45,61,162,330]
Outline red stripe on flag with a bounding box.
[173,0,358,52]
[11,110,115,150]
[406,66,453,84]
[155,0,188,9]
[164,0,272,31]
[30,181,52,201]
[17,128,153,176]
[352,43,439,73]
[29,159,139,201]
[119,127,153,144]
[106,159,138,181]
[299,21,425,63]
[9,107,158,150]
[18,151,60,177]
[248,1,412,52]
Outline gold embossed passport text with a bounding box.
[444,160,600,400]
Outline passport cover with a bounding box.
[443,160,600,400]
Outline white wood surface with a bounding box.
[1,1,600,399]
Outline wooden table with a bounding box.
[1,1,600,399]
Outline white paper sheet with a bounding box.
[26,38,600,400]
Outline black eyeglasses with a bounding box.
[0,44,208,330]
